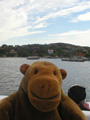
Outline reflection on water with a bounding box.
[0,57,90,100]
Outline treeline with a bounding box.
[0,43,90,58]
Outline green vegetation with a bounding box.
[0,43,90,58]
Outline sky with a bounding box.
[0,0,90,46]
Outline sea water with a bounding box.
[0,57,90,100]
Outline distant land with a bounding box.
[0,43,90,58]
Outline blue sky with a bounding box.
[0,0,90,46]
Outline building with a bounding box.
[48,49,53,55]
[9,49,17,54]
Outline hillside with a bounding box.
[0,43,90,58]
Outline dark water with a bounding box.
[0,58,90,100]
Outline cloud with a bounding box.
[49,30,90,36]
[0,0,90,43]
[26,0,80,13]
[71,12,90,22]
[32,22,49,29]
[33,1,90,24]
[49,29,90,46]
[0,26,45,42]
[21,29,90,46]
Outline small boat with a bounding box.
[61,57,85,62]
[0,95,90,119]
[27,56,40,60]
[61,56,88,62]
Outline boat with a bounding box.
[0,95,90,119]
[61,56,88,62]
[27,56,40,60]
[61,58,85,62]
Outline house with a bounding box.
[48,49,53,55]
[9,49,17,54]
